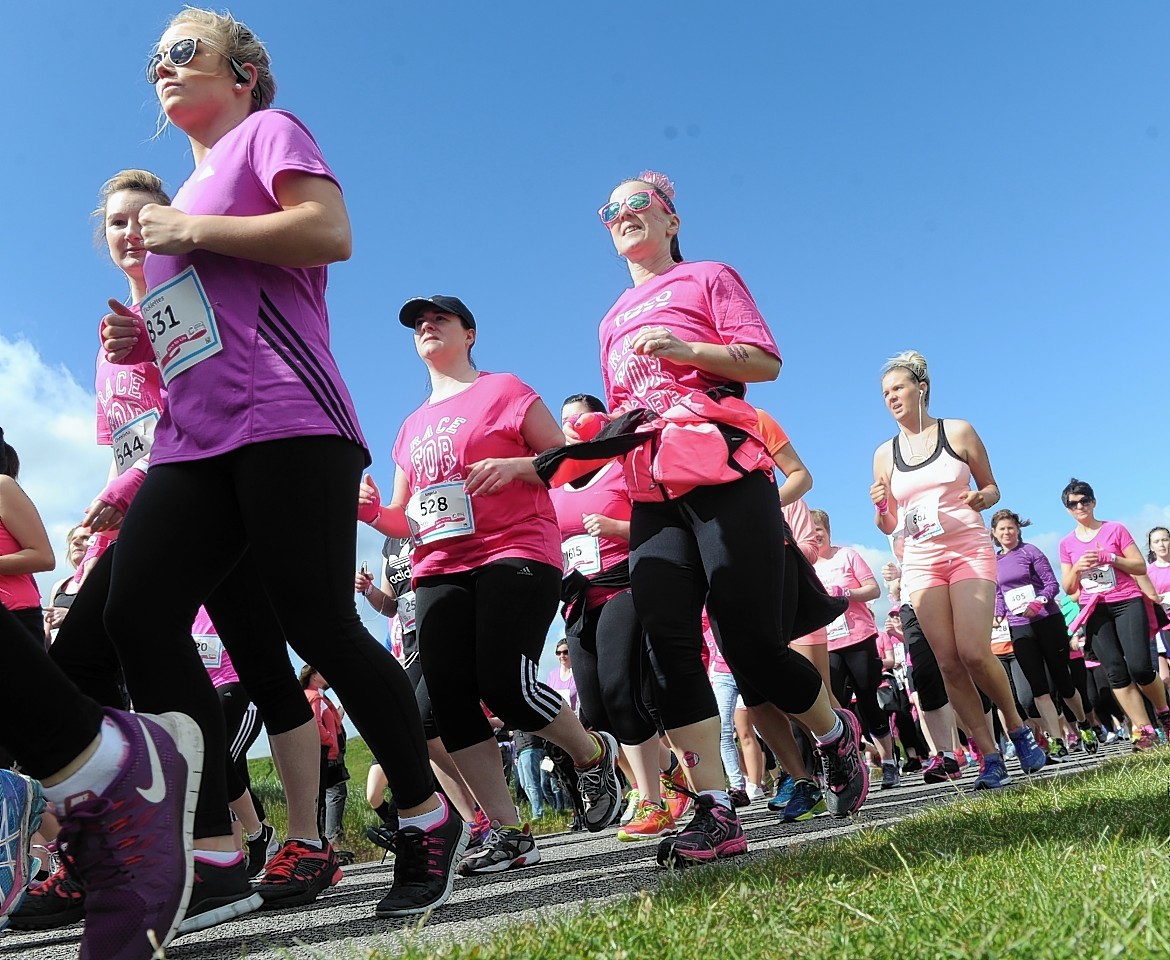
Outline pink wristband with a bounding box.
[357,495,381,525]
[876,498,890,515]
[95,466,147,515]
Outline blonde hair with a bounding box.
[91,169,170,247]
[809,508,831,535]
[882,350,930,406]
[153,7,276,135]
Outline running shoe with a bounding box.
[9,858,85,930]
[880,761,901,790]
[618,801,675,842]
[56,709,203,960]
[1008,725,1048,774]
[728,787,751,808]
[178,856,263,934]
[576,731,623,832]
[468,805,492,849]
[971,752,1012,791]
[1080,725,1100,756]
[1157,710,1170,745]
[619,789,642,826]
[0,771,45,933]
[781,780,825,822]
[1132,725,1158,752]
[366,824,396,852]
[375,806,470,917]
[656,794,746,867]
[921,755,948,784]
[660,765,693,822]
[1050,737,1070,759]
[457,822,539,873]
[745,782,766,802]
[901,756,923,774]
[245,823,278,879]
[814,708,869,818]
[767,772,796,812]
[258,840,341,909]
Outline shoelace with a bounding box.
[54,798,130,891]
[28,861,83,900]
[262,842,327,883]
[818,742,852,789]
[389,827,438,883]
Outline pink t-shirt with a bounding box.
[392,372,561,580]
[814,546,878,651]
[0,516,40,611]
[598,261,780,416]
[95,349,165,446]
[133,110,366,465]
[546,667,578,712]
[1147,560,1170,600]
[192,606,239,688]
[548,461,631,611]
[1059,521,1143,606]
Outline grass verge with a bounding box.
[385,751,1170,960]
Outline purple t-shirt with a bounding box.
[134,109,366,464]
[994,543,1062,626]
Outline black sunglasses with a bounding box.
[147,37,254,95]
[1064,497,1094,509]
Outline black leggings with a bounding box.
[997,653,1034,719]
[629,471,823,730]
[829,635,891,739]
[0,602,103,779]
[1087,598,1155,689]
[901,603,949,713]
[101,436,435,839]
[415,558,563,753]
[567,589,657,746]
[1009,613,1076,700]
[219,681,266,821]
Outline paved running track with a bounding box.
[4,746,1115,959]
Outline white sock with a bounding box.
[399,794,448,832]
[246,826,264,842]
[195,849,243,866]
[290,837,324,850]
[44,717,128,806]
[813,714,845,746]
[700,789,732,810]
[942,752,956,760]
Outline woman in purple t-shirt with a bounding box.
[991,509,1097,755]
[97,6,463,919]
[1058,478,1169,749]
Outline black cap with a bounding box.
[398,296,476,330]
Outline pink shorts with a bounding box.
[902,544,996,595]
[792,627,827,647]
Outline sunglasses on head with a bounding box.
[146,37,251,88]
[598,190,673,226]
[1065,497,1094,509]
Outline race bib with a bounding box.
[904,500,943,543]
[826,614,849,641]
[406,481,475,545]
[111,409,160,475]
[991,621,1011,645]
[141,266,223,384]
[398,591,417,633]
[1004,584,1036,615]
[193,633,223,670]
[561,534,602,576]
[1080,564,1116,595]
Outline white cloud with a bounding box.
[0,336,110,600]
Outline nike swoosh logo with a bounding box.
[136,720,167,804]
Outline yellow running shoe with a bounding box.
[617,800,676,842]
[660,764,693,822]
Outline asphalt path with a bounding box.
[5,744,1117,959]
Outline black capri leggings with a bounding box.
[1009,613,1076,701]
[415,557,564,753]
[630,470,824,730]
[219,681,266,820]
[900,603,949,713]
[829,635,891,739]
[101,436,436,839]
[567,589,657,746]
[1087,598,1155,689]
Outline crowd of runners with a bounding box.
[0,9,1167,960]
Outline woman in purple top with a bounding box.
[991,509,1096,755]
[97,7,465,919]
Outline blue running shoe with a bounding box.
[0,771,45,932]
[767,773,796,812]
[781,780,825,822]
[971,753,1012,791]
[1008,726,1047,774]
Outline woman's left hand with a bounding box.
[582,513,619,539]
[959,489,990,511]
[630,326,695,365]
[140,203,198,256]
[82,498,124,533]
[465,459,524,496]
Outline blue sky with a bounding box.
[3,3,1169,726]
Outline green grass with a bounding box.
[248,739,572,863]
[380,752,1170,960]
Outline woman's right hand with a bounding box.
[44,606,68,630]
[1073,552,1099,573]
[101,300,144,363]
[357,474,381,524]
[870,480,888,507]
[355,570,373,594]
